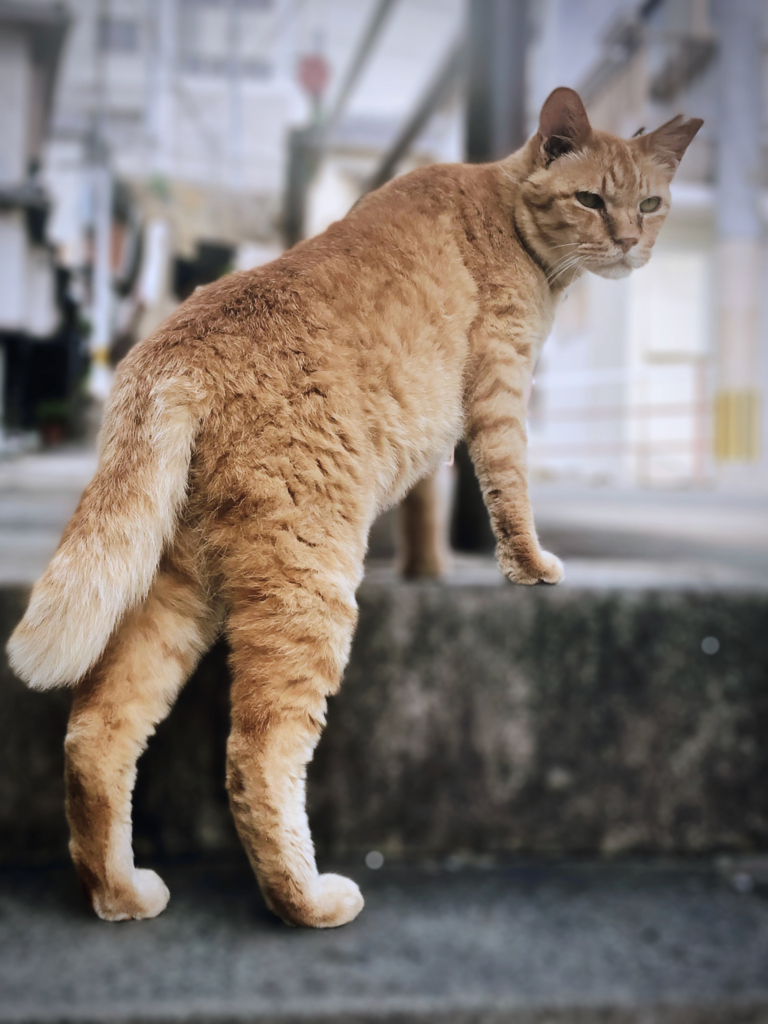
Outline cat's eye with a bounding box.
[576,192,604,209]
[639,196,662,213]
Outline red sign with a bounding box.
[298,54,330,99]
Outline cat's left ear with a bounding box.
[537,87,592,165]
[636,114,703,171]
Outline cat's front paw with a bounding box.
[499,546,564,586]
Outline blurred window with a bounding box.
[97,17,139,53]
[180,0,274,77]
[629,252,710,361]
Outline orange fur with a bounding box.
[7,90,701,927]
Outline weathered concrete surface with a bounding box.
[2,575,767,865]
[0,858,767,1024]
[312,577,768,861]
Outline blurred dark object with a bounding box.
[109,301,146,368]
[450,441,496,553]
[108,181,146,366]
[284,126,321,249]
[112,179,143,298]
[173,241,234,302]
[0,181,50,247]
[2,268,86,440]
[35,398,75,447]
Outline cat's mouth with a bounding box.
[587,256,634,280]
[626,251,650,270]
[590,250,648,279]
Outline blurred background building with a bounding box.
[527,0,767,491]
[1,0,767,503]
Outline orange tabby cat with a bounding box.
[7,89,701,928]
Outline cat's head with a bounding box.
[518,87,702,283]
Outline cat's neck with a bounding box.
[497,150,585,295]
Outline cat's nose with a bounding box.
[616,236,639,253]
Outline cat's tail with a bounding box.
[7,359,204,691]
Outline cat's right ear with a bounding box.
[537,87,592,166]
[635,114,703,171]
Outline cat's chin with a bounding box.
[590,259,634,280]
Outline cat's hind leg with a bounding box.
[64,535,219,921]
[398,470,449,578]
[225,559,363,928]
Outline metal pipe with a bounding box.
[318,0,399,148]
[466,0,528,163]
[227,0,243,190]
[367,37,466,192]
[88,0,114,400]
[283,0,399,245]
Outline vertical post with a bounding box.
[694,358,708,485]
[283,126,320,249]
[466,0,528,163]
[452,0,528,554]
[227,0,243,192]
[148,0,176,178]
[89,156,114,400]
[712,0,763,469]
[283,0,397,248]
[88,0,114,401]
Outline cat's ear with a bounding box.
[537,87,592,165]
[636,114,703,170]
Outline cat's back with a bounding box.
[105,162,510,526]
[123,162,482,395]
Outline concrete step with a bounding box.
[2,569,768,865]
[0,858,766,1023]
[530,482,768,582]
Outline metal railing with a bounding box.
[528,363,711,485]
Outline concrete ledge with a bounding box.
[0,859,767,1023]
[2,569,767,864]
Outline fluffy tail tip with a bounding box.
[6,597,99,691]
[7,622,71,690]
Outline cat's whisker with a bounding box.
[545,252,579,276]
[548,256,585,284]
[545,252,583,282]
[547,254,585,286]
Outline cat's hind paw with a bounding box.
[89,868,170,922]
[269,872,364,929]
[313,873,365,928]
